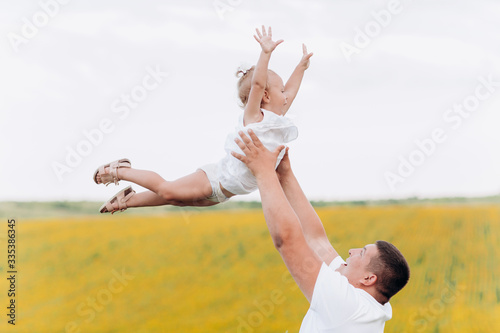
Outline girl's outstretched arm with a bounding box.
[283,44,313,115]
[244,26,283,126]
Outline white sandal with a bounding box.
[99,186,136,214]
[93,158,131,186]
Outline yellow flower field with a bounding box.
[0,205,499,332]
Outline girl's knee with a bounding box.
[158,183,176,201]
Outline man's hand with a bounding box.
[254,25,284,54]
[231,129,284,178]
[298,44,313,70]
[276,147,292,182]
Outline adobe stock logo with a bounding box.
[385,74,499,191]
[65,267,134,333]
[7,0,72,53]
[339,0,412,63]
[213,0,244,20]
[51,65,169,182]
[408,281,464,333]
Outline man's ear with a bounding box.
[361,273,377,287]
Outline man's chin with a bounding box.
[336,263,347,274]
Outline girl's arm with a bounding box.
[282,44,313,115]
[244,26,283,126]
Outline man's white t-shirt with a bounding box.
[299,256,392,333]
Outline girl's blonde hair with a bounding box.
[235,66,275,108]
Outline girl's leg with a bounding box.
[126,190,170,207]
[117,168,213,203]
[126,190,219,208]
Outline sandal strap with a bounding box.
[118,188,136,211]
[123,188,136,202]
[105,201,116,213]
[99,165,113,185]
[110,161,120,186]
[103,187,135,213]
[95,158,131,186]
[99,165,106,177]
[117,196,127,211]
[100,186,135,214]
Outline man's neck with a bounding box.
[373,293,389,305]
[362,286,389,305]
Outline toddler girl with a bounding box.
[94,26,313,213]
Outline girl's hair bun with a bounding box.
[235,65,256,108]
[235,65,255,78]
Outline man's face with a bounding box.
[337,244,379,288]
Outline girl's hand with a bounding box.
[254,25,284,54]
[299,44,313,70]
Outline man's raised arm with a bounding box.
[232,130,322,302]
[276,149,338,265]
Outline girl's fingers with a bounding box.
[268,26,272,36]
[276,39,284,46]
[303,43,307,54]
[261,25,266,36]
[255,28,262,38]
[253,35,259,43]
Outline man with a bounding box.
[232,130,410,332]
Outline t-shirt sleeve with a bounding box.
[309,257,359,327]
[328,255,346,270]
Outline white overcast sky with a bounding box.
[1,0,500,201]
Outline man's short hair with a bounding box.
[368,240,410,300]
